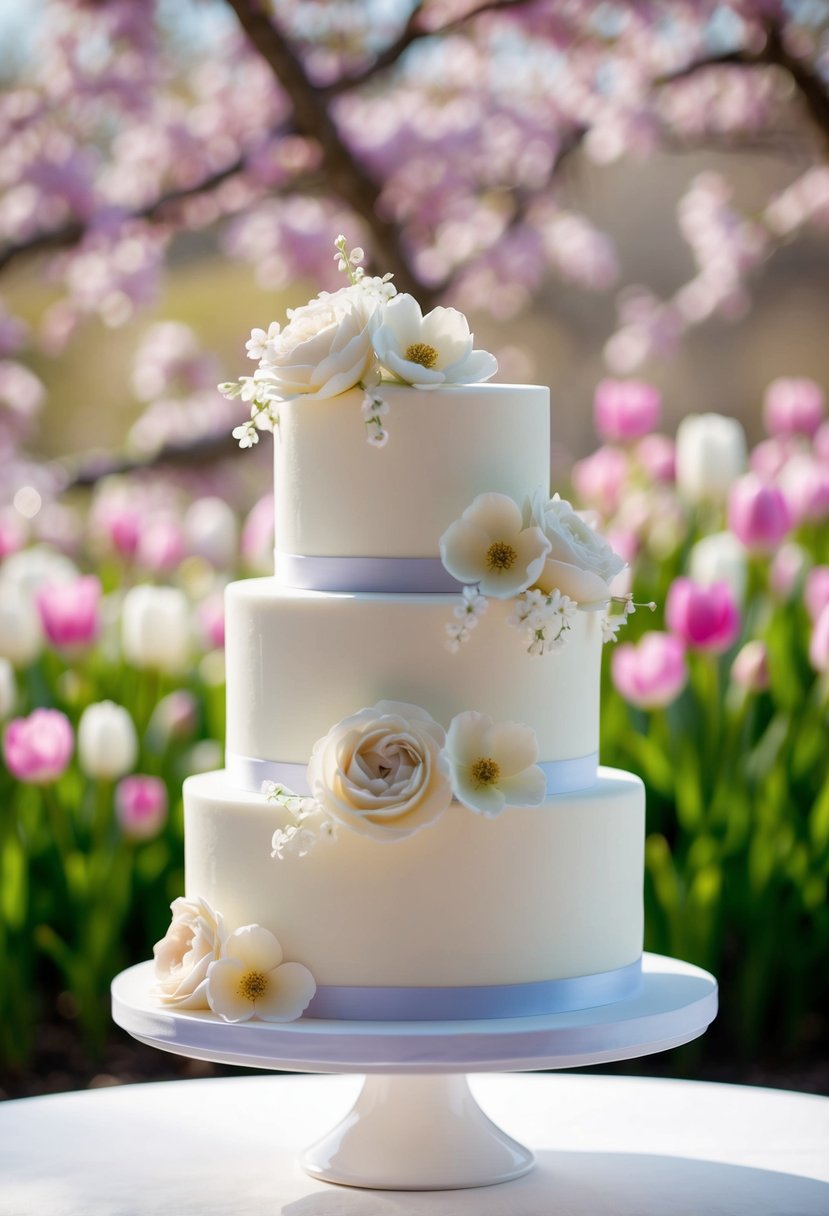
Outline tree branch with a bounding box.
[60,430,241,491]
[325,0,533,96]
[224,0,429,301]
[0,130,318,276]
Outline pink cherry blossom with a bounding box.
[763,378,825,439]
[727,474,793,552]
[115,775,168,841]
[666,578,741,654]
[805,567,829,623]
[3,708,73,784]
[36,575,101,649]
[594,379,661,443]
[611,632,688,710]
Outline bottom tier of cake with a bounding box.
[182,767,645,1020]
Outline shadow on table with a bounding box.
[282,1150,829,1216]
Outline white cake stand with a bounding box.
[112,951,717,1192]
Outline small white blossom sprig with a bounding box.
[264,781,336,859]
[445,585,488,653]
[361,390,390,448]
[601,594,657,645]
[508,588,578,656]
[222,377,280,449]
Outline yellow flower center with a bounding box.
[404,342,439,368]
[486,540,517,571]
[471,757,501,787]
[238,969,268,1003]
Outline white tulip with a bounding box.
[0,657,16,718]
[0,585,42,665]
[689,531,748,604]
[184,498,238,568]
[121,584,191,672]
[78,701,138,780]
[0,545,78,601]
[675,413,746,504]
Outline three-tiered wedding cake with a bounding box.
[153,241,645,1024]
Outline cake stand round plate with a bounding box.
[112,952,717,1192]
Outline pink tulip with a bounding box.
[727,473,793,552]
[36,575,101,649]
[571,446,628,516]
[763,377,824,439]
[666,578,741,653]
[636,433,675,483]
[3,708,73,783]
[0,510,26,558]
[594,379,661,443]
[809,604,829,673]
[611,632,688,709]
[770,543,808,600]
[805,566,829,623]
[731,640,769,692]
[779,455,829,524]
[108,507,142,558]
[198,590,225,649]
[137,517,185,573]
[814,420,829,463]
[115,775,168,840]
[241,494,275,574]
[750,437,794,480]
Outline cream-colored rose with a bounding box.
[530,491,625,607]
[256,287,377,402]
[307,700,453,842]
[153,896,226,1009]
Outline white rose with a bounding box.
[256,288,377,402]
[530,491,626,607]
[675,413,747,504]
[307,700,453,842]
[153,896,226,1009]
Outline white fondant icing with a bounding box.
[274,383,550,560]
[224,582,602,766]
[184,767,644,989]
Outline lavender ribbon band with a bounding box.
[304,959,642,1021]
[226,751,599,797]
[275,550,463,594]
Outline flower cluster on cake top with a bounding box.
[266,699,547,857]
[440,489,648,655]
[220,236,497,449]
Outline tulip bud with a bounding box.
[763,377,824,439]
[731,640,769,692]
[3,708,73,784]
[676,413,747,504]
[805,567,829,623]
[121,585,191,672]
[689,531,747,605]
[77,701,138,780]
[778,455,829,525]
[115,775,168,840]
[36,575,102,649]
[611,632,688,709]
[0,584,42,666]
[636,433,675,483]
[809,604,829,674]
[185,498,238,569]
[571,446,628,517]
[728,473,793,552]
[241,495,274,574]
[137,516,185,573]
[666,577,741,653]
[593,379,661,443]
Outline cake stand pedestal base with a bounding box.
[302,1073,534,1190]
[112,952,717,1192]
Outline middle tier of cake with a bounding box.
[225,579,603,775]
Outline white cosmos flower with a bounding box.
[445,711,547,817]
[372,294,497,389]
[530,491,625,608]
[206,924,316,1023]
[440,493,550,599]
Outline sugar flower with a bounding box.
[3,708,73,784]
[372,294,497,389]
[206,925,316,1023]
[444,711,546,817]
[307,700,452,842]
[153,896,225,1010]
[529,491,625,607]
[509,587,578,655]
[440,493,550,599]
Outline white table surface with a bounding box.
[1,1072,828,1215]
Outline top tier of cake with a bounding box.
[273,382,549,571]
